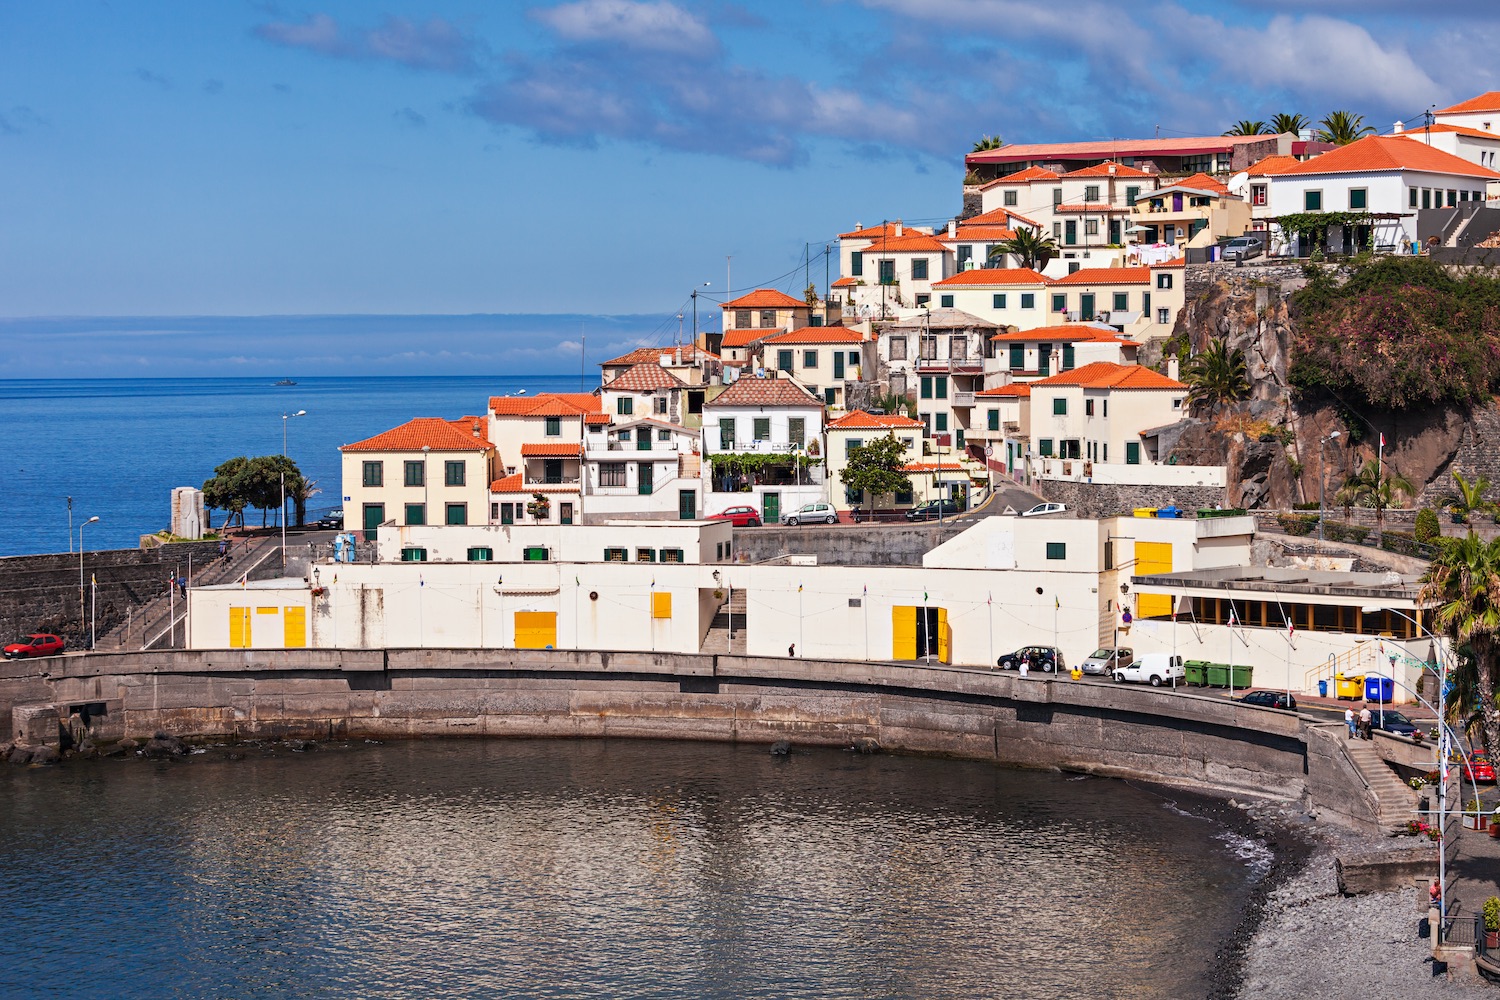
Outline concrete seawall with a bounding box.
[0,647,1379,829]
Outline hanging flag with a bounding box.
[1285,612,1295,636]
[1229,604,1238,626]
[575,576,580,586]
[924,590,929,601]
[420,575,425,588]
[332,573,338,585]
[798,583,803,593]
[987,592,992,606]
[1054,596,1060,610]
[863,584,867,596]
[239,573,247,588]
[90,573,96,585]
[1379,432,1386,449]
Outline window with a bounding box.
[912,258,929,280]
[544,416,561,437]
[735,309,751,328]
[1009,344,1025,369]
[600,463,626,487]
[618,396,633,415]
[404,461,425,487]
[1051,293,1067,312]
[956,428,965,448]
[445,461,465,486]
[718,418,735,450]
[935,376,947,399]
[1085,220,1099,236]
[1053,187,1063,206]
[845,437,863,457]
[661,548,684,563]
[1349,188,1367,210]
[1304,190,1322,211]
[1021,292,1035,309]
[777,350,793,372]
[1003,190,1017,207]
[1040,439,1054,457]
[604,547,627,562]
[490,502,499,521]
[940,294,954,308]
[1142,291,1151,315]
[467,547,493,561]
[1421,188,1431,210]
[935,413,948,432]
[1126,185,1140,206]
[560,502,573,525]
[920,376,933,399]
[788,417,805,448]
[951,336,966,360]
[1157,308,1171,324]
[653,396,667,414]
[753,417,770,441]
[618,430,632,441]
[1409,187,1419,208]
[759,309,776,326]
[878,259,895,284]
[1126,442,1141,465]
[362,461,383,487]
[1156,273,1173,289]
[1251,184,1267,207]
[804,350,818,368]
[851,253,863,277]
[915,294,929,307]
[1084,184,1099,202]
[988,409,1000,431]
[1052,222,1062,238]
[1112,292,1128,311]
[657,429,671,441]
[401,547,427,562]
[405,503,426,525]
[524,546,548,561]
[901,437,914,450]
[890,336,906,361]
[636,548,656,562]
[993,293,1007,309]
[1448,189,1458,208]
[1053,398,1067,415]
[1085,399,1094,417]
[1045,542,1066,560]
[500,502,515,525]
[445,502,467,526]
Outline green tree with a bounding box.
[994,226,1058,271]
[1339,458,1414,537]
[1270,112,1310,135]
[1314,110,1374,145]
[202,456,251,530]
[1421,532,1500,754]
[1182,338,1251,416]
[1415,507,1441,544]
[1224,120,1269,136]
[1448,471,1497,524]
[971,134,1004,152]
[840,434,911,508]
[289,477,321,528]
[872,391,916,419]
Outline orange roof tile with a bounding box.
[990,324,1132,343]
[982,166,1059,184]
[1031,361,1186,390]
[1274,134,1500,179]
[601,345,719,368]
[948,224,1017,241]
[1061,161,1155,179]
[1409,123,1500,141]
[1153,257,1186,269]
[855,232,949,254]
[705,376,823,408]
[934,267,1048,287]
[832,276,858,287]
[903,462,966,472]
[605,362,686,392]
[490,473,523,492]
[976,384,1031,397]
[1435,92,1500,115]
[489,393,603,416]
[584,413,612,425]
[1165,172,1229,195]
[342,416,494,452]
[1054,203,1127,214]
[762,326,865,345]
[722,288,804,310]
[838,222,904,240]
[520,443,582,457]
[721,328,770,348]
[1244,154,1300,177]
[1049,266,1150,286]
[827,410,923,430]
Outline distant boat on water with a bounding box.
[274,378,297,386]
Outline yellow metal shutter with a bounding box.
[892,606,916,660]
[1134,541,1173,618]
[283,606,307,648]
[651,592,672,619]
[936,607,951,664]
[514,611,558,649]
[229,607,250,648]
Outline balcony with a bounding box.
[951,391,975,409]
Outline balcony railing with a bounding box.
[524,475,581,486]
[951,391,975,408]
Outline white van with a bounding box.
[1112,653,1184,687]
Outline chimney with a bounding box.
[1168,355,1180,382]
[948,220,956,238]
[895,220,904,237]
[1108,163,1117,175]
[855,222,862,231]
[1393,120,1404,134]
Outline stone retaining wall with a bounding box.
[1035,480,1226,518]
[731,521,967,566]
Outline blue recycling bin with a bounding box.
[1156,505,1182,519]
[1318,680,1329,698]
[1365,676,1394,702]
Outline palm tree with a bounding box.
[1182,338,1251,415]
[289,477,321,527]
[1340,459,1415,536]
[971,134,1004,152]
[1270,113,1310,135]
[995,226,1058,271]
[1314,110,1374,145]
[1224,120,1269,136]
[1421,533,1500,754]
[1448,471,1496,524]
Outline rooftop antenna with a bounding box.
[580,324,587,391]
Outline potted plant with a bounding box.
[1485,897,1500,949]
[1465,798,1490,831]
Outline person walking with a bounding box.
[1345,707,1356,740]
[1358,704,1373,740]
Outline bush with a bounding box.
[1292,501,1321,511]
[1324,522,1371,544]
[1380,530,1434,558]
[1277,513,1318,536]
[1414,508,1441,544]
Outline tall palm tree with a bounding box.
[1314,110,1374,145]
[971,134,1004,152]
[1340,459,1415,536]
[995,226,1058,271]
[1224,120,1269,136]
[1448,471,1496,524]
[1182,338,1251,415]
[289,477,321,527]
[1421,532,1500,754]
[1270,112,1310,135]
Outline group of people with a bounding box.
[1344,704,1378,740]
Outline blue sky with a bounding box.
[1,0,1495,375]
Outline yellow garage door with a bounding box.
[892,606,917,660]
[284,606,307,648]
[515,610,558,649]
[936,607,951,664]
[229,607,251,648]
[1135,541,1173,618]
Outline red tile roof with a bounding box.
[762,326,865,344]
[1244,154,1300,177]
[605,362,686,391]
[601,345,719,368]
[1031,361,1186,390]
[855,232,950,253]
[1054,203,1127,214]
[1410,123,1500,141]
[490,393,602,416]
[705,376,823,408]
[832,276,858,287]
[1273,135,1500,179]
[1061,161,1155,179]
[342,417,494,452]
[838,222,904,240]
[904,462,966,472]
[721,328,770,348]
[827,410,923,430]
[1164,171,1230,195]
[490,473,523,492]
[1435,92,1500,115]
[949,224,1017,241]
[933,267,1048,287]
[722,288,804,309]
[966,206,1039,228]
[584,413,612,425]
[990,324,1133,343]
[520,443,582,457]
[976,384,1031,397]
[1048,266,1151,285]
[967,134,1274,166]
[983,166,1059,184]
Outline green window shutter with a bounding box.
[912,258,928,280]
[777,350,793,371]
[445,503,467,526]
[1040,439,1053,457]
[1008,344,1024,369]
[940,294,954,308]
[445,461,465,486]
[920,376,932,399]
[851,253,862,277]
[719,418,735,450]
[1062,345,1075,370]
[753,417,770,441]
[993,293,1006,309]
[1126,442,1141,465]
[618,396,633,415]
[935,413,948,432]
[935,376,947,399]
[1350,188,1367,209]
[1051,293,1066,313]
[362,461,383,487]
[987,409,999,431]
[803,350,817,368]
[401,547,427,562]
[1113,293,1128,311]
[1046,542,1066,560]
[523,546,549,561]
[467,547,493,562]
[1052,398,1066,415]
[405,503,426,525]
[545,417,560,436]
[1021,293,1035,309]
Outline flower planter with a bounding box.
[1463,814,1490,831]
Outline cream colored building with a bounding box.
[824,410,922,513]
[985,323,1139,382]
[1025,361,1187,467]
[928,268,1050,329]
[341,416,495,540]
[759,326,869,409]
[719,288,810,358]
[969,383,1031,481]
[1130,172,1251,248]
[1045,260,1186,339]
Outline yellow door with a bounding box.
[936,607,951,664]
[514,611,558,649]
[651,592,672,619]
[892,606,916,660]
[229,607,251,648]
[283,606,307,648]
[1134,541,1173,618]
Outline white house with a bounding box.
[1025,361,1187,469]
[701,374,827,524]
[341,416,495,539]
[878,308,995,448]
[759,326,869,409]
[985,323,1139,382]
[824,410,923,513]
[1432,91,1500,140]
[929,268,1050,328]
[970,383,1031,483]
[583,417,703,522]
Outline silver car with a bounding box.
[1222,236,1264,261]
[1080,647,1133,676]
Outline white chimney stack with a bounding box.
[895,220,904,237]
[1393,120,1404,134]
[1168,355,1180,382]
[948,220,956,238]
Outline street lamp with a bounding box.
[691,282,710,344]
[79,516,99,648]
[281,410,306,571]
[1318,430,1342,541]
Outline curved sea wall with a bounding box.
[3,647,1377,829]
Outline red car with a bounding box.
[3,633,65,659]
[1461,753,1497,784]
[707,505,762,527]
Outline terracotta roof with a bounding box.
[605,362,687,392]
[976,383,1031,397]
[1435,92,1500,115]
[723,289,804,309]
[966,206,1043,229]
[704,376,823,408]
[1154,257,1186,269]
[721,328,771,348]
[990,324,1133,343]
[855,232,949,254]
[601,345,719,368]
[490,393,602,417]
[762,326,865,345]
[1054,203,1127,214]
[1031,361,1186,390]
[1272,135,1500,179]
[1049,266,1151,285]
[520,443,582,457]
[1408,123,1500,141]
[982,166,1059,184]
[838,222,904,240]
[1061,161,1155,179]
[1160,171,1230,196]
[903,462,966,472]
[949,224,1017,241]
[490,473,523,492]
[886,307,998,331]
[1244,154,1300,177]
[584,413,612,425]
[832,276,858,287]
[342,416,494,453]
[933,267,1048,287]
[967,134,1273,166]
[828,410,923,430]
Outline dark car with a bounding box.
[1369,709,1419,737]
[906,499,963,521]
[997,645,1064,673]
[1235,690,1297,711]
[313,509,344,529]
[3,633,65,659]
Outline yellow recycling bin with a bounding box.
[1334,673,1366,700]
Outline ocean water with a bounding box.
[0,375,584,557]
[0,740,1262,999]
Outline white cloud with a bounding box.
[533,0,718,55]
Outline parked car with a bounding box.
[1080,647,1133,676]
[906,499,963,521]
[1458,752,1497,784]
[1019,502,1067,517]
[1368,709,1419,737]
[1234,690,1297,711]
[314,509,344,529]
[997,645,1065,673]
[1112,653,1184,687]
[782,502,838,526]
[1221,235,1265,261]
[708,505,762,527]
[4,633,65,659]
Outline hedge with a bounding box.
[1323,521,1371,544]
[1277,513,1318,536]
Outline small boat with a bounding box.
[274,379,297,386]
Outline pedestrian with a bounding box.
[1019,660,1029,679]
[218,539,228,561]
[1345,707,1356,740]
[177,576,187,598]
[788,643,796,657]
[1359,704,1373,740]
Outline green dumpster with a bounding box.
[1206,662,1230,687]
[1229,664,1253,688]
[1184,660,1209,686]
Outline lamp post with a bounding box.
[79,516,99,647]
[1318,430,1341,540]
[66,496,73,554]
[691,282,710,344]
[281,410,306,571]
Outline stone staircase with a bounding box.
[1343,735,1420,835]
[700,590,747,655]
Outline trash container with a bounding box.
[1206,663,1230,687]
[1335,673,1366,700]
[1230,664,1253,689]
[1156,505,1182,519]
[1365,676,1395,702]
[1133,507,1158,518]
[1184,660,1209,686]
[1318,679,1329,698]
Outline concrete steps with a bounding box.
[1343,735,1419,835]
[700,592,746,655]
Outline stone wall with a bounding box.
[731,521,968,566]
[1183,260,1310,300]
[1035,480,1226,519]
